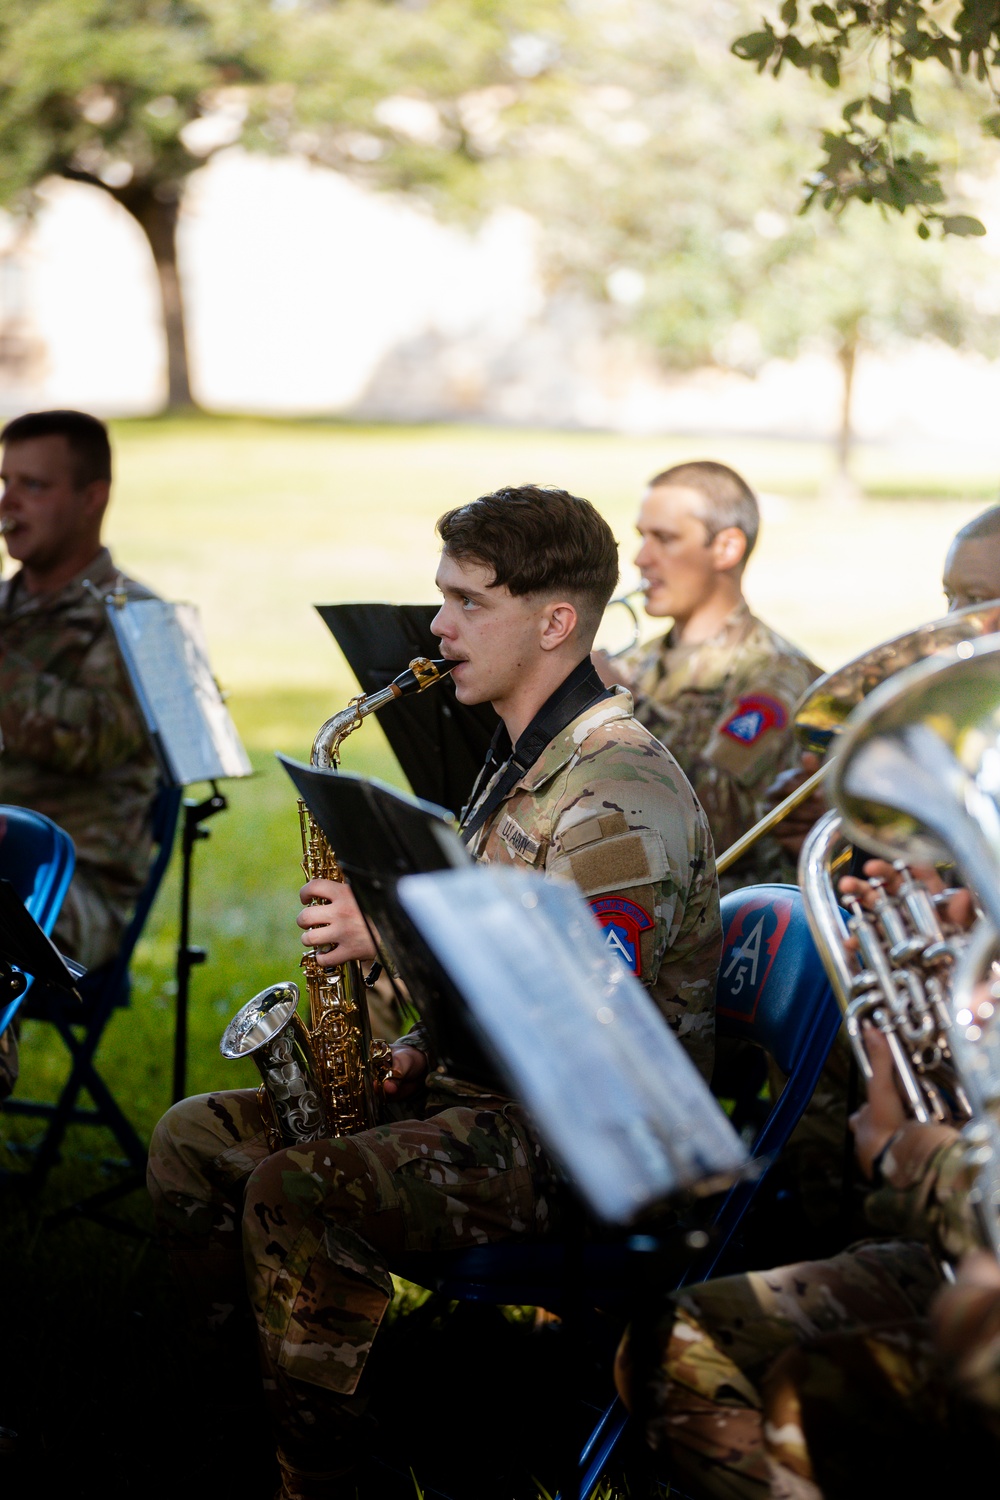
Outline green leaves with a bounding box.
[731,2,999,238]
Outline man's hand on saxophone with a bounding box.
[296,876,429,1099]
[297,876,377,966]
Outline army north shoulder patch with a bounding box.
[719,694,788,746]
[588,896,653,976]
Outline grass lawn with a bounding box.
[0,415,995,1497]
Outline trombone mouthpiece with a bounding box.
[0,519,13,534]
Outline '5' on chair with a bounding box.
[2,784,181,1192]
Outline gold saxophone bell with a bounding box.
[717,600,1000,874]
[220,656,453,1149]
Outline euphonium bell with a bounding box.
[718,600,1000,873]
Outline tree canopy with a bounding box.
[731,1,1000,237]
[0,0,565,403]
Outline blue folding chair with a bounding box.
[4,783,181,1187]
[0,806,76,1038]
[569,882,844,1500]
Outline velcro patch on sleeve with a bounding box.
[589,896,653,976]
[496,812,543,864]
[718,695,788,746]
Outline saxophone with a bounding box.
[220,656,452,1149]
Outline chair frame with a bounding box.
[4,784,181,1189]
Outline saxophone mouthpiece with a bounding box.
[391,657,454,697]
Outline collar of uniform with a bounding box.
[663,598,752,656]
[513,686,635,793]
[0,545,117,616]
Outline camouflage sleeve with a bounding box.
[864,1122,984,1262]
[543,737,719,1080]
[0,627,148,777]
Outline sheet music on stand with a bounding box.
[400,868,748,1225]
[106,595,252,1103]
[108,598,252,788]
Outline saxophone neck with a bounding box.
[311,656,453,768]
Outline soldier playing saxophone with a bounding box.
[147,484,723,1500]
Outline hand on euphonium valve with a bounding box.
[838,860,976,930]
[849,1024,908,1178]
[297,877,378,967]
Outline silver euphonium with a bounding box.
[800,633,1000,1248]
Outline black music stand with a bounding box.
[279,757,498,1089]
[317,603,497,816]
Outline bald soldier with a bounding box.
[596,461,820,892]
[148,484,721,1500]
[0,410,158,1098]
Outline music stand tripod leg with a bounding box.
[172,783,226,1104]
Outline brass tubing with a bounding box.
[716,762,828,875]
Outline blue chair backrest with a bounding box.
[690,881,843,1281]
[715,883,837,1076]
[0,805,76,1034]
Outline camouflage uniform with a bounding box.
[618,602,821,891]
[147,681,722,1478]
[624,1121,987,1498]
[0,547,158,1096]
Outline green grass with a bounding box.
[1,415,992,1498]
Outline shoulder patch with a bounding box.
[719,694,788,746]
[588,895,653,977]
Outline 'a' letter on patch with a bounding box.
[588,896,653,977]
[719,694,788,746]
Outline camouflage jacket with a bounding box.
[403,686,721,1097]
[618,601,821,890]
[865,1121,981,1263]
[0,547,158,920]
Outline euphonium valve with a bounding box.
[801,631,1000,1127]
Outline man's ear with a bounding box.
[540,600,579,652]
[81,479,111,526]
[710,526,747,574]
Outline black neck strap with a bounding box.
[459,658,613,846]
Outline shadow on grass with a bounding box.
[0,1158,630,1500]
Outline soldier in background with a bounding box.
[0,410,158,1097]
[595,460,821,892]
[147,484,722,1500]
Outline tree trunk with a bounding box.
[119,186,194,410]
[835,335,857,485]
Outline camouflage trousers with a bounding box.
[0,868,124,1101]
[147,1086,557,1458]
[621,1238,944,1498]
